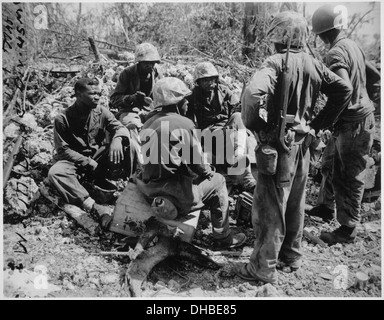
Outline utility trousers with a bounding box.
[243,142,310,283]
[332,113,375,227]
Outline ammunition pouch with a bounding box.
[255,144,278,175]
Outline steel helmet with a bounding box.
[135,42,161,63]
[193,62,219,82]
[267,11,309,47]
[153,77,192,108]
[312,5,348,35]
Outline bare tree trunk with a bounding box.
[242,2,260,60]
[76,3,82,34]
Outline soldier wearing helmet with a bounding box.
[310,4,380,245]
[233,11,352,284]
[136,77,247,250]
[187,61,257,193]
[109,43,162,167]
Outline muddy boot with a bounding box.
[214,232,246,250]
[232,262,277,285]
[305,204,335,223]
[276,258,302,273]
[320,225,357,245]
[91,203,113,231]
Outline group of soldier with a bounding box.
[47,5,380,285]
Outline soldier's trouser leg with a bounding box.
[195,172,230,240]
[244,144,308,282]
[48,160,90,207]
[332,113,375,228]
[317,137,336,210]
[119,112,143,165]
[225,112,256,188]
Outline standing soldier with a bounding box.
[110,42,162,165]
[312,4,380,244]
[233,11,352,284]
[187,62,256,193]
[136,77,246,250]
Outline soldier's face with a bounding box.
[78,85,101,109]
[319,33,330,44]
[139,61,156,74]
[178,98,189,116]
[197,76,217,92]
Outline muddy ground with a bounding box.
[3,171,381,299]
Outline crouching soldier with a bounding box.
[110,42,162,165]
[136,77,246,250]
[187,62,256,193]
[233,11,352,284]
[48,78,132,226]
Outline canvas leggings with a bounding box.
[332,113,375,228]
[243,143,310,283]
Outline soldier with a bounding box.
[312,4,380,244]
[187,62,256,193]
[110,42,162,165]
[136,77,246,250]
[233,11,352,284]
[306,131,336,223]
[48,78,132,227]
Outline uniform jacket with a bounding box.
[241,49,353,135]
[187,84,240,130]
[109,63,162,112]
[325,34,376,123]
[53,102,130,167]
[136,111,213,214]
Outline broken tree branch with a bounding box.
[88,37,101,62]
[303,229,327,248]
[3,136,23,189]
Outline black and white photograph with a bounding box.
[1,1,381,302]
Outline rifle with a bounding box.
[276,37,294,188]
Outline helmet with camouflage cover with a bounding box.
[153,77,192,108]
[311,4,348,35]
[193,62,219,82]
[135,42,161,63]
[267,11,309,47]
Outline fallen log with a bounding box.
[125,220,221,297]
[110,182,220,297]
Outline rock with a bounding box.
[154,281,167,290]
[294,282,303,290]
[67,282,75,290]
[187,286,205,297]
[167,279,180,292]
[221,281,231,288]
[319,273,333,281]
[101,273,119,285]
[60,237,73,245]
[4,123,21,138]
[89,277,100,287]
[255,283,280,297]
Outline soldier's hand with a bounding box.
[88,159,98,171]
[319,129,332,144]
[143,96,153,106]
[109,137,124,164]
